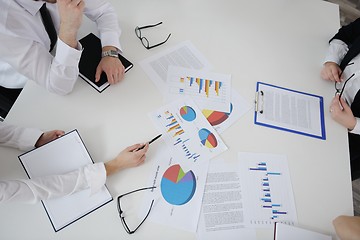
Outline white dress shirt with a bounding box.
[324,39,360,134]
[0,0,121,94]
[0,122,106,203]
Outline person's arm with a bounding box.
[83,0,125,85]
[0,143,149,203]
[0,163,106,203]
[0,122,64,151]
[0,0,84,95]
[321,40,348,82]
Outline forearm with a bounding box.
[0,163,106,203]
[324,39,348,65]
[0,35,81,95]
[0,123,43,151]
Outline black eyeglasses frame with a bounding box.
[117,186,156,234]
[135,22,171,50]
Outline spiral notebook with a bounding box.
[79,33,133,92]
[18,129,112,232]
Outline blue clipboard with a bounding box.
[254,82,326,140]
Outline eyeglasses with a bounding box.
[117,186,156,234]
[334,73,355,98]
[135,22,171,50]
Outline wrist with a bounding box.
[34,133,45,148]
[104,157,124,176]
[58,29,78,49]
[348,117,357,131]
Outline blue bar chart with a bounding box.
[239,153,297,227]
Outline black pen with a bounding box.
[136,134,162,151]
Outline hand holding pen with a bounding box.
[136,134,162,151]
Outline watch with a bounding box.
[101,50,118,58]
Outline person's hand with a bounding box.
[35,130,65,148]
[95,47,125,85]
[321,61,343,82]
[333,215,360,240]
[104,143,149,176]
[330,94,356,130]
[57,0,85,48]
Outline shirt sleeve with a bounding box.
[83,1,122,51]
[0,122,43,151]
[349,118,360,135]
[323,39,349,65]
[0,33,81,95]
[0,163,106,204]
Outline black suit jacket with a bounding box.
[331,18,360,71]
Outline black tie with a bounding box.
[39,3,57,52]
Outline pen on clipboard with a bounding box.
[136,134,162,151]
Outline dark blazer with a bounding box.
[330,18,360,71]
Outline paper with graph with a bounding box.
[165,66,231,112]
[140,145,209,232]
[149,98,228,163]
[238,152,297,228]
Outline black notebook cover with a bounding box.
[79,33,133,93]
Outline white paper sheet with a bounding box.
[238,152,297,228]
[139,41,212,94]
[140,145,209,232]
[196,159,256,240]
[201,89,251,134]
[274,222,332,240]
[148,98,228,163]
[165,66,231,112]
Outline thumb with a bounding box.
[339,96,350,110]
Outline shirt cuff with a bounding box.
[84,162,107,195]
[324,39,348,65]
[349,118,360,135]
[54,38,83,66]
[100,31,122,52]
[18,128,44,151]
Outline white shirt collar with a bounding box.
[15,0,44,16]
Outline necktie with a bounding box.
[39,3,57,52]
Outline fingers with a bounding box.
[106,67,125,85]
[331,68,341,82]
[127,143,143,152]
[321,62,342,82]
[96,58,125,84]
[55,130,65,137]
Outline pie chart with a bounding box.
[161,164,196,205]
[202,103,233,126]
[198,128,218,148]
[180,106,196,122]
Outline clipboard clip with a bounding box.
[255,90,264,114]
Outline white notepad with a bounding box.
[18,130,112,232]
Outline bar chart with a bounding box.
[239,153,297,227]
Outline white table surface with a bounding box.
[0,0,353,239]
